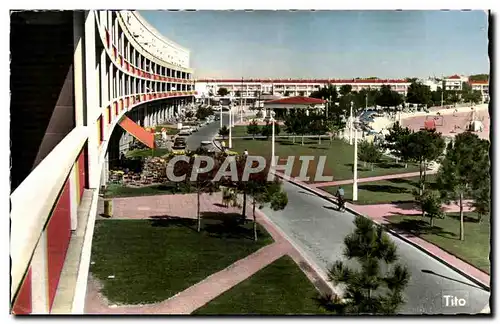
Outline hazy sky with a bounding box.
[140,10,489,79]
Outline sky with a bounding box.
[140,10,490,79]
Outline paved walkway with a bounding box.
[87,193,333,314]
[310,170,438,188]
[274,172,490,289]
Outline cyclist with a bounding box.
[336,186,345,210]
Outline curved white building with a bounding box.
[10,10,195,314]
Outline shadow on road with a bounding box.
[421,269,488,292]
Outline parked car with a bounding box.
[173,137,187,149]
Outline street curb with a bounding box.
[273,172,491,293]
[254,208,342,298]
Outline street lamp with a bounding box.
[219,102,223,128]
[352,121,360,201]
[349,101,354,145]
[229,104,233,149]
[271,110,276,167]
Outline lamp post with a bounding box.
[349,101,354,145]
[352,121,359,201]
[219,103,223,128]
[271,110,276,167]
[229,104,233,149]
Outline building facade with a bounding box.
[443,74,469,91]
[195,79,412,101]
[470,80,490,103]
[10,10,195,314]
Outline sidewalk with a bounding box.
[88,192,334,314]
[310,170,437,188]
[273,171,490,289]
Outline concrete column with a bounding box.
[30,232,49,314]
[109,62,114,101]
[84,11,100,189]
[100,49,107,109]
[69,164,78,231]
[100,152,109,188]
[73,11,85,127]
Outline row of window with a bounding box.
[98,11,193,85]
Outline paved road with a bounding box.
[191,116,490,314]
[261,181,490,314]
[185,112,229,150]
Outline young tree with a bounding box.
[407,129,445,194]
[326,216,410,314]
[358,140,383,170]
[246,120,260,139]
[219,125,229,139]
[284,111,299,144]
[231,157,288,241]
[308,111,328,144]
[414,189,444,225]
[261,121,281,139]
[168,151,221,232]
[436,132,490,240]
[471,183,490,223]
[383,122,413,167]
[217,87,229,97]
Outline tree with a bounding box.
[261,121,281,139]
[219,125,229,139]
[306,110,328,144]
[293,109,311,145]
[407,129,445,194]
[284,109,311,145]
[284,111,300,144]
[471,182,490,223]
[406,81,432,107]
[169,151,221,232]
[383,122,413,167]
[461,82,482,104]
[218,87,229,97]
[246,120,260,139]
[358,140,383,170]
[468,74,489,82]
[310,84,339,103]
[326,216,410,314]
[195,106,214,120]
[375,85,403,109]
[414,189,444,225]
[185,110,194,118]
[436,132,490,240]
[339,84,352,96]
[231,156,288,241]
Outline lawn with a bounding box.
[231,137,420,183]
[126,148,170,158]
[194,256,331,315]
[385,212,490,274]
[104,183,195,198]
[90,216,274,305]
[322,175,437,205]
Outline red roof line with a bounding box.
[195,78,410,83]
[264,96,327,105]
